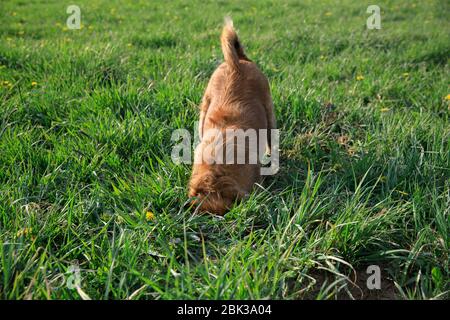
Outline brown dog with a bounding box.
[188,18,276,215]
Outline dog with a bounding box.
[188,18,276,215]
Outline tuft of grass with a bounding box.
[0,0,449,299]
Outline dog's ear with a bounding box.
[216,176,248,199]
[188,171,215,197]
[187,192,232,216]
[203,192,233,215]
[188,172,246,215]
[204,176,247,215]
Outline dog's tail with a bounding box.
[221,17,248,72]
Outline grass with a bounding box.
[0,0,449,300]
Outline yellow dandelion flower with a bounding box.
[380,108,390,112]
[2,81,12,90]
[445,94,450,101]
[31,81,37,87]
[356,75,364,81]
[17,227,32,237]
[146,211,155,221]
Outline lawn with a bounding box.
[0,0,449,299]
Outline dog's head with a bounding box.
[188,166,244,215]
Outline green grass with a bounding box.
[0,0,449,300]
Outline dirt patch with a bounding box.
[298,265,399,300]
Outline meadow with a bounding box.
[0,0,449,299]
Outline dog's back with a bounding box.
[188,18,276,215]
[202,19,273,134]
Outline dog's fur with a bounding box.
[188,18,276,215]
